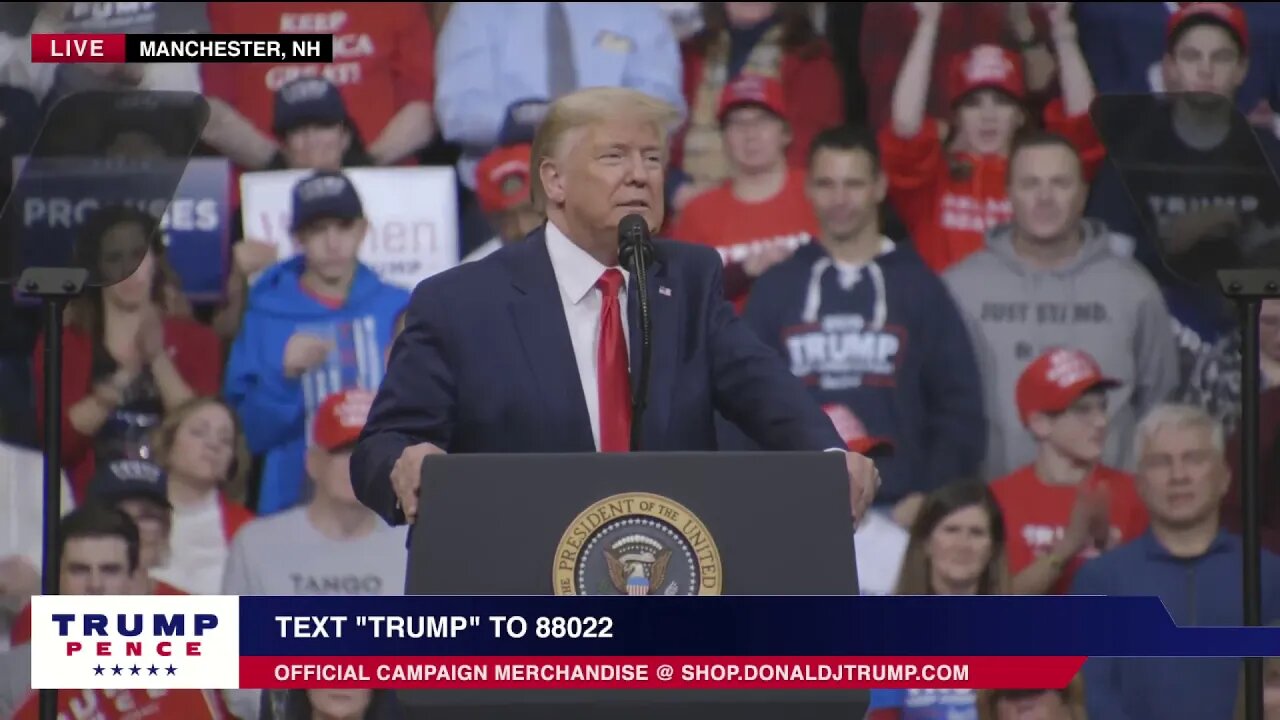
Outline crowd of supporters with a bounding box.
[1,2,1280,719]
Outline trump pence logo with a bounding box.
[29,595,240,690]
[553,492,722,596]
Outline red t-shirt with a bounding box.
[13,687,225,720]
[991,464,1149,594]
[669,169,820,310]
[203,3,435,144]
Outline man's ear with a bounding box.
[873,168,888,204]
[1027,412,1054,442]
[540,157,567,206]
[304,447,324,484]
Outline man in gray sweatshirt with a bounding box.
[944,131,1179,479]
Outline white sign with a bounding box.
[239,166,459,291]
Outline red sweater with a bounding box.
[33,318,223,501]
[202,3,435,146]
[878,99,1106,274]
[860,2,1055,131]
[673,40,844,177]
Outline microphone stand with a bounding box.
[627,244,653,453]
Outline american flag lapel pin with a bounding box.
[659,286,672,297]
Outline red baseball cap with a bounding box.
[947,44,1026,107]
[1167,3,1248,53]
[475,143,532,215]
[717,74,788,123]
[313,388,375,452]
[1016,348,1121,426]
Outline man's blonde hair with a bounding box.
[529,87,682,213]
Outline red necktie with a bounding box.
[596,269,632,452]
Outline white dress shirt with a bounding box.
[543,222,851,462]
[545,222,632,451]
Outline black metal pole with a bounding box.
[1240,297,1263,720]
[630,257,651,452]
[38,298,65,720]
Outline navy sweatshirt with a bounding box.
[738,237,986,504]
[1071,530,1280,720]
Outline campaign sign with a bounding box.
[239,167,460,291]
[11,155,231,301]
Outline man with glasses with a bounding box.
[991,348,1149,595]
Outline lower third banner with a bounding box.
[239,656,1082,690]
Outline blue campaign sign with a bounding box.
[10,156,231,301]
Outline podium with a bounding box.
[400,451,870,719]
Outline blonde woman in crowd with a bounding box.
[148,397,255,595]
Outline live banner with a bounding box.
[25,595,1280,692]
[239,167,460,292]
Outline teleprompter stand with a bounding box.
[1220,269,1280,720]
[20,268,88,720]
[400,451,869,719]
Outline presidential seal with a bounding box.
[553,492,722,596]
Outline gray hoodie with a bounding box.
[943,220,1180,479]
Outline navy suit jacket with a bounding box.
[351,227,843,524]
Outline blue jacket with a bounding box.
[1070,530,1280,720]
[351,228,844,526]
[738,238,985,504]
[224,257,410,514]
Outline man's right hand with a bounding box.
[283,334,333,378]
[392,442,446,524]
[234,239,279,277]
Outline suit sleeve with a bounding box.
[351,281,458,525]
[705,257,842,451]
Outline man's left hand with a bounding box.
[846,452,881,525]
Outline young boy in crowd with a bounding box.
[992,348,1149,595]
[671,75,820,310]
[224,171,409,515]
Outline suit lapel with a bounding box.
[628,255,676,450]
[505,231,595,451]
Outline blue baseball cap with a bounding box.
[290,170,365,233]
[88,459,171,509]
[498,98,549,146]
[273,76,351,137]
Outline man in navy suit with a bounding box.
[351,87,881,527]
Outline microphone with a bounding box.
[618,214,654,452]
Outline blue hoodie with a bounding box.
[1070,530,1280,720]
[223,257,410,514]
[739,237,986,504]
